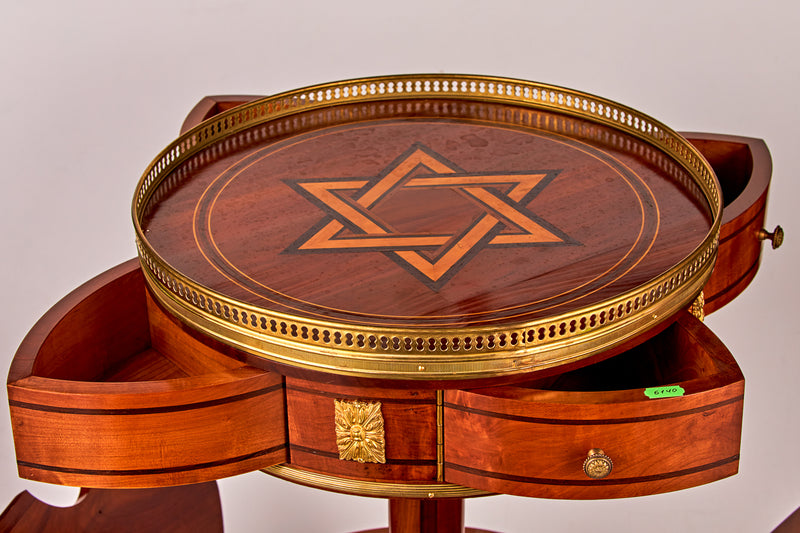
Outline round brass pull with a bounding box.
[758,225,784,249]
[583,449,613,479]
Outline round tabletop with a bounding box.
[134,75,721,381]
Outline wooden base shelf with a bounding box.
[0,482,223,532]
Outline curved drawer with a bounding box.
[683,133,776,313]
[443,313,744,499]
[7,259,286,488]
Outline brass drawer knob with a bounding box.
[583,449,613,479]
[758,225,784,249]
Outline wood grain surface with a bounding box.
[351,498,502,533]
[7,260,287,488]
[388,498,463,533]
[1,96,763,533]
[0,482,223,532]
[175,97,774,319]
[443,313,744,499]
[286,376,438,483]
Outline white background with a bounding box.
[1,1,798,531]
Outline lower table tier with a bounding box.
[0,482,495,533]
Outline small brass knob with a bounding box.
[583,449,613,479]
[758,225,784,249]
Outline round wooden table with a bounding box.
[4,75,782,532]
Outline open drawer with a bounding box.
[684,132,779,314]
[7,259,287,488]
[443,313,744,499]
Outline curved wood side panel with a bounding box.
[443,314,744,499]
[0,483,222,532]
[7,261,287,488]
[684,133,773,314]
[8,259,150,384]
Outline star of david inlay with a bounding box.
[285,143,579,290]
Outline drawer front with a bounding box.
[444,388,742,499]
[9,374,286,488]
[443,314,745,499]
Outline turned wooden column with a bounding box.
[389,499,464,533]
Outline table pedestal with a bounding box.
[355,497,498,533]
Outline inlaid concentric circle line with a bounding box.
[190,118,659,325]
[199,120,654,323]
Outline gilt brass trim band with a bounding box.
[141,249,713,380]
[133,74,722,381]
[262,464,491,499]
[436,390,444,482]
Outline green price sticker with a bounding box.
[644,385,685,399]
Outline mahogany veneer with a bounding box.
[364,498,501,533]
[138,87,720,385]
[443,313,743,499]
[7,260,287,488]
[286,377,438,483]
[0,482,223,532]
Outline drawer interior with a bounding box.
[7,259,286,489]
[21,261,245,384]
[522,317,738,393]
[688,137,753,208]
[683,133,773,314]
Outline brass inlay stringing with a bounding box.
[689,291,705,322]
[334,399,385,464]
[436,390,444,482]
